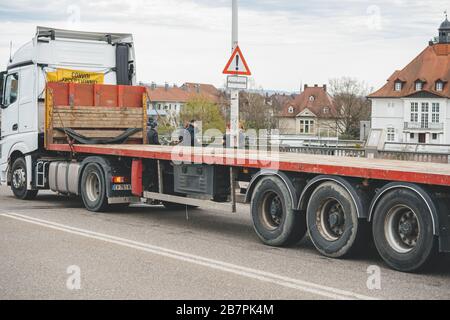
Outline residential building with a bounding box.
[368,17,450,145]
[145,82,221,125]
[277,84,338,136]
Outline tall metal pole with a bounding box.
[230,0,240,148]
[232,0,238,49]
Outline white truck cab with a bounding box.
[0,27,136,192]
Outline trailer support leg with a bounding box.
[230,167,237,213]
[157,160,164,194]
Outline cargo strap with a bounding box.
[55,128,142,145]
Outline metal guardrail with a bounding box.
[384,142,450,154]
[158,133,450,163]
[378,151,450,164]
[280,146,366,158]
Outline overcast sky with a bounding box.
[0,0,447,92]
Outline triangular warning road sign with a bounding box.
[223,45,251,76]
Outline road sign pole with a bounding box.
[231,0,239,148]
[232,0,238,48]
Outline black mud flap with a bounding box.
[116,43,130,85]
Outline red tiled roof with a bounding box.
[368,43,450,99]
[181,83,221,103]
[279,85,336,118]
[146,86,190,103]
[146,83,221,104]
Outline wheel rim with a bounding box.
[85,171,101,203]
[260,191,284,230]
[385,205,420,254]
[12,167,26,190]
[316,198,346,242]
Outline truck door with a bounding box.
[17,66,35,133]
[0,72,19,138]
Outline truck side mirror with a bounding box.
[0,71,5,108]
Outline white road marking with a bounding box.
[1,212,378,300]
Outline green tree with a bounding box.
[180,96,226,132]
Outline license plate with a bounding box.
[112,184,132,191]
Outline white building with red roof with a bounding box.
[145,82,221,125]
[368,17,450,145]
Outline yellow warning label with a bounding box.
[46,69,104,84]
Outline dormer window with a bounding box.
[309,96,315,102]
[394,81,403,91]
[436,81,444,92]
[288,106,294,114]
[415,81,424,91]
[323,107,330,114]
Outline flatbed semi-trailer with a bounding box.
[1,27,449,273]
[41,138,450,274]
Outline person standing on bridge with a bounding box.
[147,119,160,145]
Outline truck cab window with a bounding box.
[4,73,19,107]
[0,71,5,103]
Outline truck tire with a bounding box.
[11,157,38,200]
[306,181,368,258]
[372,189,437,272]
[251,176,306,247]
[81,163,109,212]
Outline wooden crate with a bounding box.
[45,83,148,146]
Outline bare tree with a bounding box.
[236,80,277,130]
[239,91,276,130]
[329,77,372,139]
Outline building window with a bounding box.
[410,102,419,122]
[432,103,440,123]
[432,133,438,140]
[421,103,429,128]
[300,120,315,134]
[157,104,161,110]
[387,127,395,142]
[309,96,315,102]
[395,82,402,91]
[323,107,329,114]
[415,81,423,91]
[436,81,444,92]
[410,133,415,139]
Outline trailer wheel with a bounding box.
[11,157,38,200]
[372,189,437,272]
[81,163,109,212]
[307,182,367,258]
[251,176,306,247]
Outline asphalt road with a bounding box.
[1,186,449,300]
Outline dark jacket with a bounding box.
[147,128,160,145]
[187,124,196,147]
